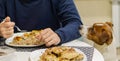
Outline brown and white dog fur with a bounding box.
[80,22,117,61]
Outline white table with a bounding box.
[11,40,104,61]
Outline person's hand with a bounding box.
[0,17,15,38]
[36,28,61,47]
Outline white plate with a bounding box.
[5,32,43,47]
[29,48,87,61]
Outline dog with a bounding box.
[80,22,117,61]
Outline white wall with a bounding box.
[74,0,112,25]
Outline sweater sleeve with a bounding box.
[0,0,6,22]
[55,0,83,44]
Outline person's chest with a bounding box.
[5,0,60,31]
[5,0,56,22]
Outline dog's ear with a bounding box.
[106,32,113,45]
[106,22,113,28]
[105,22,113,45]
[100,28,113,45]
[106,37,113,45]
[97,29,109,45]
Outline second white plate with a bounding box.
[29,48,87,61]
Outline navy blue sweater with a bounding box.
[0,0,83,43]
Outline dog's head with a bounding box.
[81,22,113,45]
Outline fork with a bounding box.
[14,25,22,32]
[3,18,27,32]
[14,25,27,32]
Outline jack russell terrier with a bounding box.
[80,22,117,61]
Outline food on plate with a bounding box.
[39,46,84,61]
[10,30,44,45]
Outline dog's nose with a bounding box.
[80,25,83,29]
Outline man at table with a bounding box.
[0,0,83,47]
